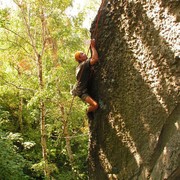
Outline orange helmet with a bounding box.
[74,51,82,61]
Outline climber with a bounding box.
[71,39,99,118]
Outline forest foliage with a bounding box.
[0,0,100,179]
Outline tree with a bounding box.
[0,132,30,180]
[89,0,180,179]
[1,0,105,178]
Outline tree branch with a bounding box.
[0,26,33,48]
[14,0,39,57]
[0,75,35,92]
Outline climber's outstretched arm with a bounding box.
[90,39,99,65]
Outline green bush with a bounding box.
[0,132,30,180]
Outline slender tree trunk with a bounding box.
[51,39,58,67]
[17,68,23,132]
[15,1,50,178]
[18,96,23,132]
[47,36,59,67]
[37,54,50,178]
[60,105,74,165]
[40,100,49,177]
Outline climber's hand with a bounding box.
[90,39,96,48]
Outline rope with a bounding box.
[67,95,75,116]
[63,133,88,139]
[87,0,105,56]
[52,133,89,140]
[92,0,105,39]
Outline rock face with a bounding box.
[88,0,180,179]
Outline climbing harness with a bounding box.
[67,0,105,117]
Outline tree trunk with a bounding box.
[89,0,180,179]
[17,68,23,132]
[40,100,49,178]
[15,1,50,178]
[37,54,50,178]
[47,36,59,67]
[18,96,23,132]
[59,105,74,166]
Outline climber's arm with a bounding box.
[90,39,99,65]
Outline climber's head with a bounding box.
[75,51,87,63]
